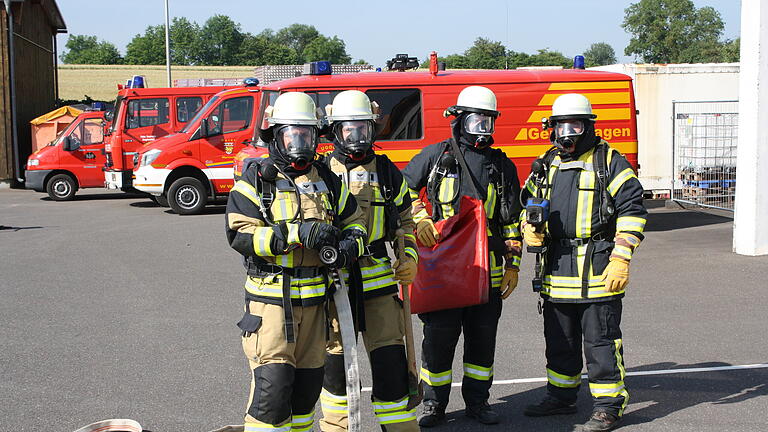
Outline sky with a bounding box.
[54,0,742,68]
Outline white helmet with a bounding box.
[267,92,321,126]
[550,93,596,121]
[454,86,499,116]
[326,90,379,121]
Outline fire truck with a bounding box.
[24,110,108,200]
[103,82,234,200]
[131,79,262,214]
[236,56,638,183]
[136,56,638,215]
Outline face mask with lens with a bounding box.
[334,120,374,160]
[276,125,318,170]
[554,119,585,152]
[463,113,495,135]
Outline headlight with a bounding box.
[140,149,162,167]
[28,159,39,167]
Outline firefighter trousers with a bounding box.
[543,298,629,417]
[241,300,326,432]
[418,288,503,409]
[319,294,418,432]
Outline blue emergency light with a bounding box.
[573,55,585,70]
[126,75,145,89]
[91,102,106,111]
[243,77,260,87]
[304,61,332,76]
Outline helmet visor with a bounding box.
[337,120,374,145]
[464,113,495,135]
[555,119,585,138]
[276,125,318,155]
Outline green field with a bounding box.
[58,64,255,102]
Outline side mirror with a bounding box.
[104,111,114,122]
[200,118,209,138]
[62,136,80,151]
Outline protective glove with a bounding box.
[298,221,340,251]
[522,221,545,247]
[603,258,630,292]
[416,218,439,247]
[500,268,519,300]
[393,256,418,284]
[332,235,361,269]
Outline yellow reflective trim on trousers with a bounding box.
[320,390,348,414]
[547,368,581,388]
[378,409,417,425]
[485,183,497,219]
[589,381,627,398]
[615,338,629,415]
[439,177,456,218]
[290,411,314,432]
[373,396,409,414]
[420,367,452,386]
[245,423,291,432]
[233,181,263,207]
[254,227,275,256]
[616,216,646,234]
[464,363,494,381]
[607,168,636,197]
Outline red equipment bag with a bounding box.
[407,196,489,314]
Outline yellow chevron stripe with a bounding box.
[548,81,630,90]
[539,92,630,106]
[527,108,631,123]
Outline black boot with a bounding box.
[418,401,446,428]
[524,395,578,417]
[579,411,620,431]
[465,402,500,425]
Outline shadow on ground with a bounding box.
[429,362,766,431]
[644,210,732,232]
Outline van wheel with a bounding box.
[168,177,207,215]
[46,174,78,201]
[150,194,169,207]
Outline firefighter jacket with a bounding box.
[402,139,523,289]
[326,153,418,299]
[522,140,647,303]
[226,159,367,307]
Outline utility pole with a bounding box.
[164,0,172,87]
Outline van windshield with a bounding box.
[180,95,219,133]
[108,96,123,134]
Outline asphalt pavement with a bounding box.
[1,189,767,432]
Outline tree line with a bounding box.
[61,18,355,66]
[61,1,739,68]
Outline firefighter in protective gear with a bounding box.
[318,90,420,432]
[521,93,647,432]
[402,86,523,427]
[225,92,367,432]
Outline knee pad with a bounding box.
[249,363,294,425]
[323,353,347,396]
[370,345,409,401]
[293,366,324,414]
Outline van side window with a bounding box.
[81,119,105,145]
[366,89,422,140]
[127,98,169,129]
[209,96,254,135]
[176,97,203,124]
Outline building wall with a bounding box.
[591,64,740,191]
[0,2,58,182]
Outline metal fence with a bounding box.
[672,101,738,211]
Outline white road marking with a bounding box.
[360,363,768,392]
